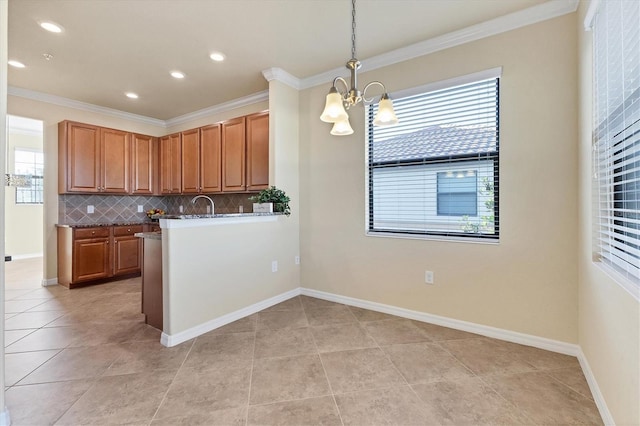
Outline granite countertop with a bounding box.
[134,231,162,240]
[158,212,283,219]
[56,221,151,228]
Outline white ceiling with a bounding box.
[8,0,557,121]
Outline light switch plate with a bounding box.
[137,205,144,213]
[87,205,94,214]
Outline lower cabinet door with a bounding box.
[72,238,111,282]
[113,236,142,275]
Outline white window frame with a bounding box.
[365,68,501,243]
[14,148,44,205]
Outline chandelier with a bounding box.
[320,0,398,135]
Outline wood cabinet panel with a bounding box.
[113,236,142,276]
[181,129,200,193]
[72,237,111,282]
[200,124,222,193]
[160,133,182,194]
[59,121,101,193]
[222,117,246,192]
[101,128,130,193]
[131,134,156,194]
[246,112,270,191]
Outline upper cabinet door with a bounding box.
[222,117,246,192]
[131,134,156,195]
[160,133,182,194]
[200,124,222,193]
[59,121,101,193]
[101,128,130,193]
[181,129,201,194]
[246,112,270,191]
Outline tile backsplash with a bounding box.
[59,193,256,225]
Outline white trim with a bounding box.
[8,86,166,127]
[577,348,615,425]
[584,0,600,31]
[160,214,278,229]
[299,0,578,89]
[594,261,640,302]
[10,253,43,260]
[164,90,269,127]
[261,68,301,90]
[41,277,58,287]
[0,408,10,426]
[300,287,580,356]
[160,287,301,347]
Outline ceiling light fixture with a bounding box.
[170,71,185,79]
[8,60,26,68]
[320,0,398,136]
[125,92,139,99]
[209,52,225,62]
[39,21,63,33]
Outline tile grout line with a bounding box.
[244,316,259,425]
[303,298,345,426]
[147,337,197,425]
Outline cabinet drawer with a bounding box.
[113,225,144,236]
[74,227,110,239]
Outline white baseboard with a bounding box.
[161,287,302,347]
[301,287,580,356]
[577,348,615,425]
[10,253,43,260]
[0,407,10,426]
[42,277,58,286]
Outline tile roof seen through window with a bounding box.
[372,125,497,163]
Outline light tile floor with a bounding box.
[4,259,603,425]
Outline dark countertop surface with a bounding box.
[56,221,152,228]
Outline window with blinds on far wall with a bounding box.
[593,0,640,293]
[366,73,500,240]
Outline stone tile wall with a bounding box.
[58,193,256,224]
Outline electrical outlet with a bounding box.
[206,205,211,214]
[272,261,278,272]
[179,205,183,213]
[87,205,94,214]
[425,270,434,284]
[137,205,144,213]
[295,256,300,265]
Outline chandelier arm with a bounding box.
[333,76,350,96]
[362,81,387,104]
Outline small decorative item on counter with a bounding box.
[146,208,165,221]
[249,186,291,216]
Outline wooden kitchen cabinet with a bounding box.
[58,121,131,194]
[131,134,157,195]
[181,129,200,193]
[58,225,143,288]
[160,133,182,194]
[200,124,222,193]
[113,225,143,276]
[222,117,246,192]
[246,112,270,191]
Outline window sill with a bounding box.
[593,261,640,302]
[366,230,499,245]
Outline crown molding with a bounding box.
[165,90,269,127]
[262,67,301,90]
[8,86,166,127]
[299,0,579,90]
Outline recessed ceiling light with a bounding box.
[209,52,225,62]
[125,92,139,99]
[170,71,185,79]
[39,21,63,33]
[8,60,26,68]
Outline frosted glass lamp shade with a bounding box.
[373,94,399,126]
[330,118,354,136]
[320,87,349,123]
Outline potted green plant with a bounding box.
[249,186,291,216]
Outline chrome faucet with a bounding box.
[191,195,215,215]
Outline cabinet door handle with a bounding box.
[127,228,131,232]
[106,240,109,244]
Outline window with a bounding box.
[592,0,640,292]
[367,72,500,240]
[14,149,44,204]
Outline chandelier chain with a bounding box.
[351,0,357,59]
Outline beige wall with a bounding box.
[299,14,580,343]
[4,131,43,257]
[576,1,640,424]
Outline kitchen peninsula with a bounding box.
[137,212,297,347]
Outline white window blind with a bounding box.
[14,149,44,204]
[593,0,640,291]
[367,77,499,239]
